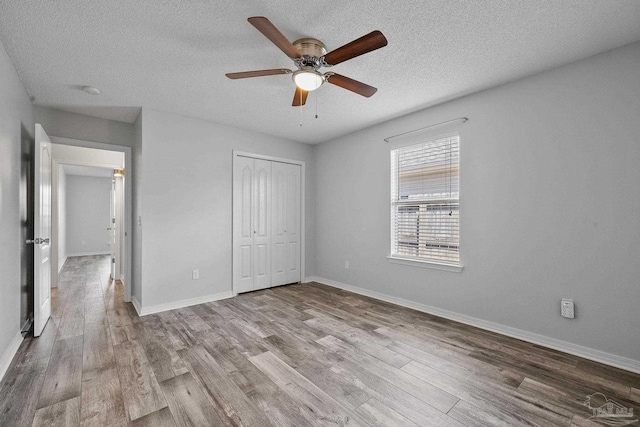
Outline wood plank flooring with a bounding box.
[1,255,639,426]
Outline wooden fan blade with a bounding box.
[248,17,302,59]
[323,30,387,66]
[226,69,292,79]
[292,86,308,106]
[326,73,377,97]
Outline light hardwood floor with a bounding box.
[1,255,638,426]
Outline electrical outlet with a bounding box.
[345,261,349,269]
[192,269,199,280]
[561,299,574,319]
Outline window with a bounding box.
[390,133,460,267]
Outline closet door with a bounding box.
[233,156,254,293]
[271,162,287,287]
[252,159,271,290]
[286,163,302,284]
[233,155,301,294]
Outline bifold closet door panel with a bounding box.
[286,163,302,284]
[252,159,272,291]
[233,156,255,293]
[271,161,288,287]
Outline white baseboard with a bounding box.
[131,295,142,316]
[58,256,68,273]
[135,291,234,316]
[0,332,24,381]
[306,276,640,375]
[66,251,110,257]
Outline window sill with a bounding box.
[386,256,464,272]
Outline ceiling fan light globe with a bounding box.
[293,70,324,91]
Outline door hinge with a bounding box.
[112,257,115,264]
[112,218,116,224]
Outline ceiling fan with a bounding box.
[226,17,388,106]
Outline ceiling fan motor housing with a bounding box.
[293,38,327,70]
[293,38,326,57]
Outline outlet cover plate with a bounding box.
[561,298,574,319]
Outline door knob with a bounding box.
[26,238,49,244]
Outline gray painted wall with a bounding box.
[65,175,111,256]
[0,38,34,362]
[34,106,136,148]
[314,41,640,362]
[137,109,315,308]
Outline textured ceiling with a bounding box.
[1,1,639,144]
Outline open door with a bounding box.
[114,172,124,281]
[109,171,124,281]
[33,124,52,337]
[109,176,116,279]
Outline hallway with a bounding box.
[0,255,135,425]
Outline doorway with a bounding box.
[56,165,122,282]
[49,139,131,302]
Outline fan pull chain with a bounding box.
[315,91,319,119]
[299,90,303,127]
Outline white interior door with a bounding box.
[233,154,302,294]
[286,164,301,284]
[271,162,287,287]
[233,156,254,293]
[33,124,52,337]
[114,174,124,281]
[109,177,116,278]
[252,159,271,291]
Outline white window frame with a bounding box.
[388,132,463,272]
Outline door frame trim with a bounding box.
[232,150,306,295]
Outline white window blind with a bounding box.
[390,134,460,264]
